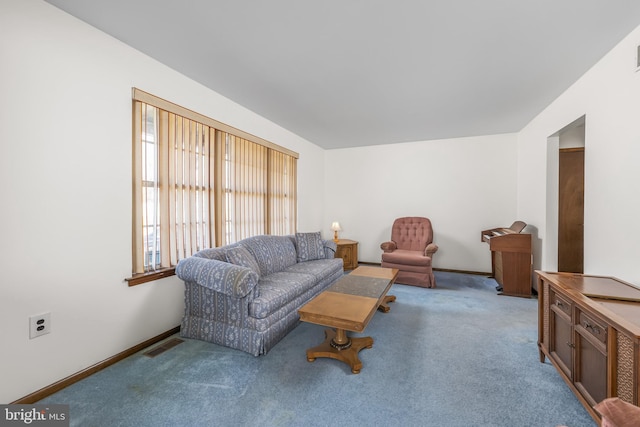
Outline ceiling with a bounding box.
[45,0,640,149]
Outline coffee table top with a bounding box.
[298,267,398,332]
[327,274,393,298]
[349,265,398,281]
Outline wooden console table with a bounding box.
[536,271,640,423]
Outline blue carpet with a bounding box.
[39,271,595,426]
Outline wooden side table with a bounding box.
[334,239,358,270]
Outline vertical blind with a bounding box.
[268,150,297,236]
[222,133,266,244]
[132,89,298,276]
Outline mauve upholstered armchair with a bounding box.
[380,217,438,288]
[594,398,640,427]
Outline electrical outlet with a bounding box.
[29,312,51,339]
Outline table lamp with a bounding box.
[331,221,342,241]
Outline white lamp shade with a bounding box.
[331,222,342,231]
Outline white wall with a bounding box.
[518,24,640,284]
[0,0,326,403]
[324,134,519,272]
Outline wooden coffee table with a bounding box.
[298,266,399,373]
[350,265,398,312]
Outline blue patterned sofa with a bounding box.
[175,234,344,356]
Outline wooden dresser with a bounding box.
[536,271,640,423]
[334,239,358,270]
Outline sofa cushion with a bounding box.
[295,232,325,262]
[249,272,316,319]
[285,258,344,282]
[382,249,432,266]
[241,235,297,276]
[225,246,261,277]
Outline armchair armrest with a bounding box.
[176,256,259,298]
[425,243,439,258]
[380,241,397,253]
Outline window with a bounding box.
[128,89,298,285]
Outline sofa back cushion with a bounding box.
[240,235,297,276]
[224,246,261,278]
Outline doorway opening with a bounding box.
[547,116,585,273]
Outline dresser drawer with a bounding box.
[578,311,607,344]
[551,291,572,317]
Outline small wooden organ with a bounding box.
[481,221,532,298]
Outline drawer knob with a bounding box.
[584,322,601,335]
[566,342,575,348]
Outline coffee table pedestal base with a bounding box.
[378,295,396,313]
[306,328,373,374]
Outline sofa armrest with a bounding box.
[322,239,337,259]
[425,243,439,258]
[176,256,259,298]
[380,241,397,253]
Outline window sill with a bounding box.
[126,267,176,286]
